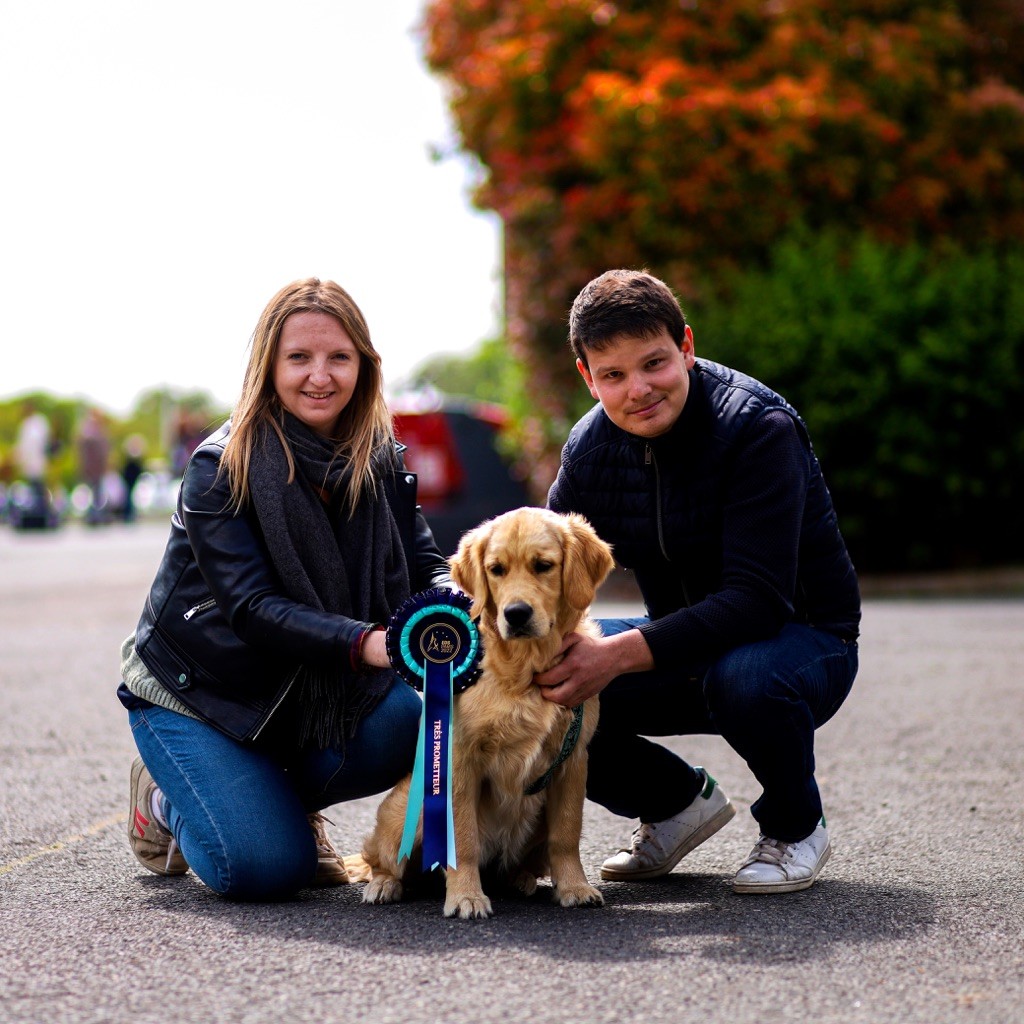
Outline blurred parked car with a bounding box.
[390,392,532,557]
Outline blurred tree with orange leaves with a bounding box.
[422,0,1024,481]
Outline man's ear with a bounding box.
[576,357,599,400]
[681,324,696,367]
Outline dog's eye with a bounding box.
[533,559,554,574]
[488,563,506,577]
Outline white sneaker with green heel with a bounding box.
[600,767,736,881]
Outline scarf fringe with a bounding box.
[295,665,389,749]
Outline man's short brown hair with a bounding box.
[569,269,688,366]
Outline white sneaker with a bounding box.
[732,819,831,894]
[600,768,736,881]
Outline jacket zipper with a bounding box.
[646,442,690,606]
[250,666,301,740]
[646,444,670,562]
[183,598,217,621]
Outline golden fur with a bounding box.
[346,507,614,919]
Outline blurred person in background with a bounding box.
[76,407,112,525]
[170,409,208,479]
[15,398,51,509]
[120,434,146,523]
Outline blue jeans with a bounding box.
[128,678,421,900]
[588,619,858,842]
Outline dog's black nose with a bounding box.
[503,602,534,631]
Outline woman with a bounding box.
[118,278,449,900]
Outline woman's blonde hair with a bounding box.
[221,277,394,515]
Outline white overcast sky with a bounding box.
[1,1,502,414]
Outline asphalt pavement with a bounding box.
[1,521,1022,1024]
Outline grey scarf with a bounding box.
[248,411,409,747]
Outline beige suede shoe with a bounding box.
[308,812,350,886]
[128,756,188,876]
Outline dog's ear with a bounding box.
[450,523,491,620]
[561,513,615,611]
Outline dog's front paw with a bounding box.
[444,892,494,919]
[554,882,604,908]
[342,854,373,883]
[363,874,403,905]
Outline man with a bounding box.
[540,269,860,893]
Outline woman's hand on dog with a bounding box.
[534,628,654,707]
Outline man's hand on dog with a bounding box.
[534,627,654,707]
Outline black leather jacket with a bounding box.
[131,423,450,742]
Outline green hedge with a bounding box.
[695,231,1024,572]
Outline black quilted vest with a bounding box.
[549,360,860,638]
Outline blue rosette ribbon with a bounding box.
[385,588,482,871]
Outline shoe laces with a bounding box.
[624,822,667,863]
[742,835,793,869]
[164,836,181,872]
[308,812,337,858]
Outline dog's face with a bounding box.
[450,508,614,642]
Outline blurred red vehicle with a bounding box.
[390,392,532,557]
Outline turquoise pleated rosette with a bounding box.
[385,588,481,870]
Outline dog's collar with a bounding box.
[523,705,585,796]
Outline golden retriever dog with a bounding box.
[347,507,614,919]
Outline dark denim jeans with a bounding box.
[128,677,421,900]
[588,619,858,842]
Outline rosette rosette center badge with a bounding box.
[385,588,482,871]
[421,622,460,665]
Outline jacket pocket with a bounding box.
[142,627,203,692]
